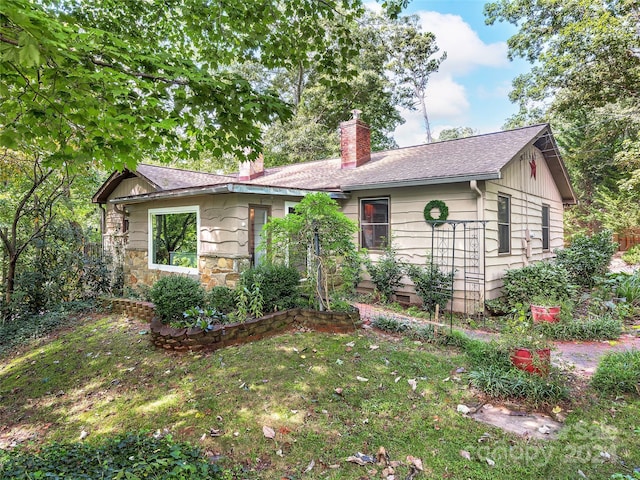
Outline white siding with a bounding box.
[484,146,566,299]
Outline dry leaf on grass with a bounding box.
[459,450,471,460]
[262,425,276,439]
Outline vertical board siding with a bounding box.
[484,146,566,299]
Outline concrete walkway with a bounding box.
[355,303,640,377]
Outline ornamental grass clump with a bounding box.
[539,313,623,341]
[592,350,640,395]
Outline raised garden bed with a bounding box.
[101,298,361,352]
[149,309,361,351]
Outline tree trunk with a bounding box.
[5,255,16,306]
[420,98,433,143]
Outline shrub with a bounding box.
[592,350,640,395]
[239,263,301,313]
[0,303,91,356]
[555,230,618,288]
[502,261,575,308]
[0,432,226,479]
[207,286,237,314]
[622,244,640,265]
[149,275,205,323]
[406,260,453,312]
[539,314,623,341]
[364,244,405,303]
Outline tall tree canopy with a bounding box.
[0,0,411,170]
[486,0,640,233]
[260,11,416,167]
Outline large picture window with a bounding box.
[360,198,389,249]
[542,204,550,251]
[148,206,199,272]
[497,195,510,254]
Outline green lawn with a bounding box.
[1,313,639,479]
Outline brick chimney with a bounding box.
[238,153,264,181]
[340,109,370,169]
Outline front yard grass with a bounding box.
[1,313,639,479]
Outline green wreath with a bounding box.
[424,200,449,226]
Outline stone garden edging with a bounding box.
[149,309,362,351]
[101,298,361,352]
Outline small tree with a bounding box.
[261,193,360,311]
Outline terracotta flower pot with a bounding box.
[530,304,561,323]
[510,347,551,376]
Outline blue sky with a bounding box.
[371,0,532,146]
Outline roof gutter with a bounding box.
[343,172,500,191]
[108,183,350,204]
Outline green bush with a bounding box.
[592,350,640,395]
[555,230,618,288]
[622,244,640,265]
[149,275,206,323]
[207,285,237,314]
[0,432,227,479]
[364,245,405,303]
[406,260,453,313]
[0,303,91,356]
[469,365,570,405]
[239,263,301,313]
[502,261,575,308]
[539,314,623,341]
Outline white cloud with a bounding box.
[416,11,509,76]
[390,10,511,146]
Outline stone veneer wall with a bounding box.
[124,249,248,290]
[150,309,361,352]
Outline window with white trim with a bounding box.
[497,195,510,254]
[542,204,550,251]
[148,206,199,272]
[360,198,389,249]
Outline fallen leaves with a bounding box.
[347,447,424,480]
[262,425,276,440]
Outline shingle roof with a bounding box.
[136,164,235,190]
[94,123,576,204]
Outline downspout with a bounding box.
[470,180,485,307]
[470,180,483,221]
[99,203,106,252]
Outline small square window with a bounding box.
[148,206,198,272]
